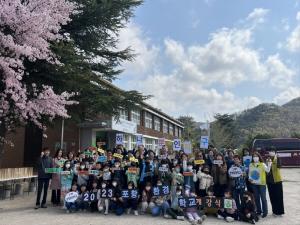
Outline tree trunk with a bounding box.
[0,123,7,168]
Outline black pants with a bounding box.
[217,210,238,220]
[214,184,227,197]
[124,199,138,210]
[267,182,284,215]
[167,208,184,219]
[51,189,61,204]
[36,178,50,206]
[239,212,259,223]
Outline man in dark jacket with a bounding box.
[35,147,53,209]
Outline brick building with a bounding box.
[0,82,183,168]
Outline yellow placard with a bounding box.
[98,148,105,154]
[113,153,123,159]
[194,160,205,165]
[129,157,139,163]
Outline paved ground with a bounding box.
[0,168,300,225]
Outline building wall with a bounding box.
[0,127,25,168]
[43,119,79,156]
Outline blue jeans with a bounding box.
[233,188,245,211]
[252,185,268,215]
[152,202,170,216]
[65,202,77,211]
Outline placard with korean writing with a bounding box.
[178,197,198,208]
[223,198,233,209]
[136,134,143,146]
[152,185,170,196]
[45,168,62,174]
[116,133,124,145]
[173,139,181,151]
[200,136,209,149]
[65,192,78,203]
[183,141,192,154]
[121,189,139,199]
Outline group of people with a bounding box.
[35,144,284,225]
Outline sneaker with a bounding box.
[191,221,197,225]
[197,218,203,224]
[164,214,170,219]
[217,214,224,220]
[127,208,131,215]
[251,219,256,224]
[176,216,185,220]
[262,214,267,218]
[134,210,139,216]
[40,205,47,208]
[34,205,40,210]
[66,210,70,214]
[225,217,234,222]
[201,215,207,221]
[104,211,108,215]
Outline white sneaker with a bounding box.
[177,216,185,220]
[201,215,207,221]
[134,210,139,216]
[217,214,224,220]
[104,210,108,215]
[66,210,70,214]
[164,214,171,219]
[197,218,203,224]
[226,216,234,222]
[127,208,131,215]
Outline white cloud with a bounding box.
[118,23,160,76]
[286,11,300,52]
[118,10,296,121]
[266,54,295,89]
[274,87,300,104]
[246,8,270,25]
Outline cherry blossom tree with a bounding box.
[0,0,77,159]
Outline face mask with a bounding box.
[80,166,85,169]
[145,186,151,191]
[176,192,181,196]
[128,186,133,190]
[66,164,71,169]
[162,164,167,168]
[175,168,180,173]
[253,156,259,163]
[173,160,178,165]
[188,166,193,171]
[112,182,117,187]
[115,164,120,168]
[104,168,109,172]
[204,170,209,174]
[185,190,190,195]
[101,184,106,188]
[157,183,162,186]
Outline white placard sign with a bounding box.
[158,138,165,147]
[228,166,243,178]
[136,134,143,146]
[116,133,124,145]
[173,139,182,151]
[65,191,79,203]
[183,141,192,154]
[200,136,209,149]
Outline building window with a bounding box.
[131,109,141,125]
[145,112,153,129]
[119,109,128,120]
[169,124,174,135]
[145,138,153,150]
[130,135,137,150]
[175,126,178,137]
[163,120,168,134]
[154,116,161,131]
[123,134,130,149]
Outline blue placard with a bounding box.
[97,155,107,163]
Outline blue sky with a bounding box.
[114,0,300,121]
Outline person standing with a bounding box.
[267,151,285,216]
[51,149,64,206]
[248,152,271,218]
[35,147,53,209]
